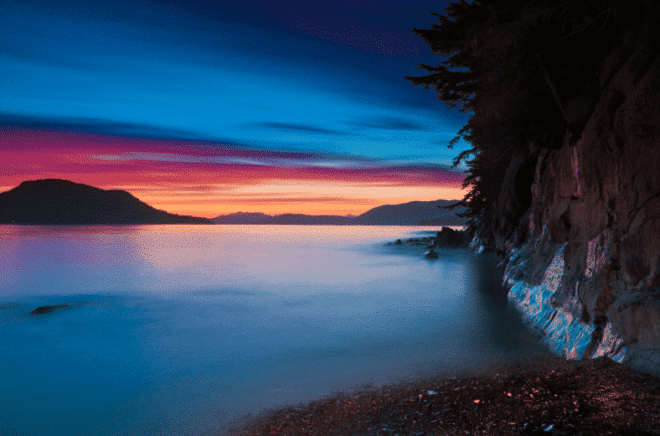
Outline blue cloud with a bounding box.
[0,0,465,166]
[0,112,212,140]
[254,122,346,136]
[350,116,427,131]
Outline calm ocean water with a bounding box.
[0,225,551,435]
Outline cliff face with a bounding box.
[498,15,660,375]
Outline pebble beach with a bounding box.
[230,357,660,436]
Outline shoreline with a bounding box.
[229,356,660,435]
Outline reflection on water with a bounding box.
[0,225,550,435]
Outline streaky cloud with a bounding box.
[0,112,213,142]
[255,122,346,136]
[93,151,386,171]
[350,116,427,131]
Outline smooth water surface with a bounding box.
[0,225,550,435]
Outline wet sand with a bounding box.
[229,356,660,435]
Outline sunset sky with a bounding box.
[1,0,466,218]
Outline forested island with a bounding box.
[0,179,212,224]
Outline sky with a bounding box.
[0,0,468,218]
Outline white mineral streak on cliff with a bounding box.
[592,322,626,361]
[469,235,486,254]
[507,244,626,362]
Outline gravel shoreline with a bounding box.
[229,357,660,435]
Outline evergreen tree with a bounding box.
[408,0,646,246]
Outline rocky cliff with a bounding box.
[496,9,660,375]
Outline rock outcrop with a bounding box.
[29,304,71,315]
[498,13,660,376]
[433,227,470,248]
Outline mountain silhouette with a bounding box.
[0,179,212,225]
[213,200,466,226]
[353,199,465,225]
[212,212,274,224]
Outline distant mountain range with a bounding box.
[213,200,467,226]
[0,179,212,225]
[0,179,467,226]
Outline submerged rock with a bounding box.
[425,248,439,259]
[29,304,70,315]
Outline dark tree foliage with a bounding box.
[408,0,646,247]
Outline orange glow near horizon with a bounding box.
[133,183,465,217]
[1,128,466,218]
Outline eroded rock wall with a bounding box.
[503,24,660,375]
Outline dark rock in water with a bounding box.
[425,249,439,259]
[433,227,468,247]
[389,231,469,250]
[29,304,69,315]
